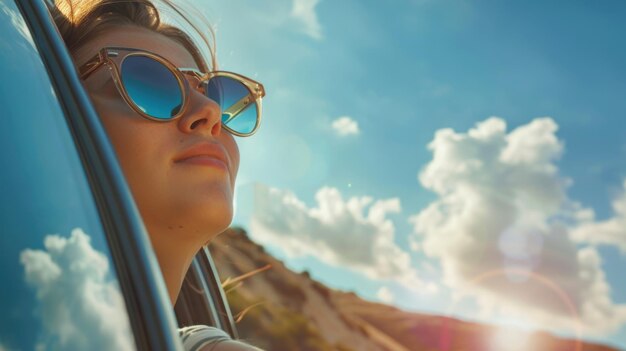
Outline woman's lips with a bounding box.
[173,142,231,172]
[175,155,228,171]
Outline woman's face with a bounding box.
[75,25,240,239]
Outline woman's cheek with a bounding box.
[226,137,240,182]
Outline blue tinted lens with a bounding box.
[121,55,183,119]
[206,76,258,135]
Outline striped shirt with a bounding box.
[179,325,232,351]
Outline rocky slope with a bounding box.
[208,227,621,351]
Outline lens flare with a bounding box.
[439,268,583,351]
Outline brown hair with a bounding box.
[50,0,216,72]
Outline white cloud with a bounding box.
[250,183,429,292]
[291,0,323,40]
[409,117,626,336]
[408,236,421,252]
[0,2,35,49]
[377,286,395,304]
[570,180,626,252]
[20,228,134,351]
[332,116,360,136]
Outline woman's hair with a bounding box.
[50,0,216,72]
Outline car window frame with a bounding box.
[11,0,238,349]
[175,248,239,338]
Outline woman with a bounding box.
[51,0,265,350]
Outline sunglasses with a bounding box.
[78,46,265,137]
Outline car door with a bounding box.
[0,0,237,349]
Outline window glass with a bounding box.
[0,2,135,350]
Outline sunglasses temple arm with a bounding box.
[78,52,106,80]
[222,94,255,124]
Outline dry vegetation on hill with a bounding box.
[208,227,620,351]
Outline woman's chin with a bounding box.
[139,196,233,236]
[180,202,233,234]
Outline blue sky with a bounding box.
[196,0,626,348]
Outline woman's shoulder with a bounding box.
[178,325,232,351]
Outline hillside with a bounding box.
[208,227,621,351]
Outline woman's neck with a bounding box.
[149,226,208,305]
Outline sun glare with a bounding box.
[490,325,536,351]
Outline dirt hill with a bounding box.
[208,227,621,351]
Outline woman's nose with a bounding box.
[177,87,222,136]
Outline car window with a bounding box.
[0,1,136,350]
